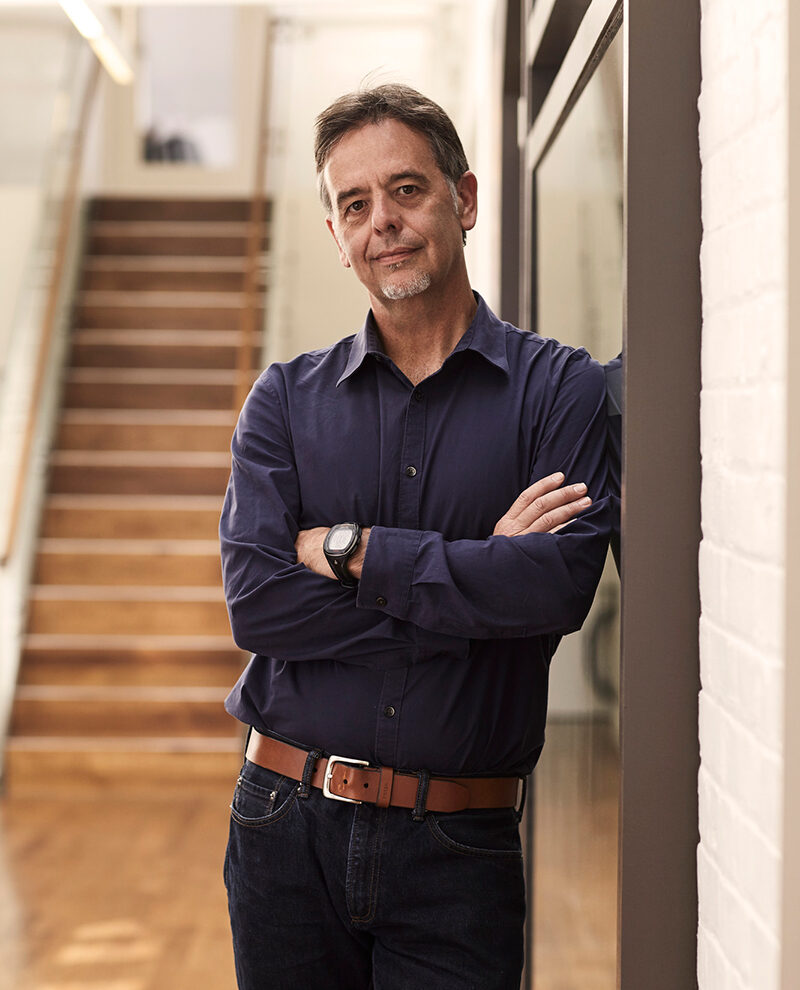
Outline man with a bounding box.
[220,84,611,990]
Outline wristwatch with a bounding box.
[323,522,362,588]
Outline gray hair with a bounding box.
[314,83,470,216]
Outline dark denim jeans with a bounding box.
[224,758,526,989]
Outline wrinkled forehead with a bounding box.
[321,119,443,208]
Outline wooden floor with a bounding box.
[0,786,236,990]
[0,719,618,990]
[531,718,619,990]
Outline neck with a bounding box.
[369,278,477,386]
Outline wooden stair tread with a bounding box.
[90,220,256,235]
[39,538,219,553]
[51,450,230,466]
[24,633,237,649]
[84,255,249,270]
[30,585,224,600]
[15,684,229,701]
[67,368,237,385]
[44,493,224,508]
[61,408,235,423]
[72,328,245,346]
[7,735,241,752]
[79,290,249,306]
[67,368,236,383]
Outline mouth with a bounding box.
[373,247,418,265]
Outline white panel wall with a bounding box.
[698,2,788,986]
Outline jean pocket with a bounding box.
[229,761,299,828]
[426,807,523,859]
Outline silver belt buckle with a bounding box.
[322,754,369,804]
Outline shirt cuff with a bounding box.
[356,525,420,619]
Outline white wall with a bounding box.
[0,188,41,374]
[697,2,788,986]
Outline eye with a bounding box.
[397,184,417,196]
[345,200,366,217]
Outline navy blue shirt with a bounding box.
[221,294,611,776]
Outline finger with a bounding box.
[505,472,565,520]
[514,482,588,530]
[517,495,592,535]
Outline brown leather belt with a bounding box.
[245,729,522,814]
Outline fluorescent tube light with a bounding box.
[59,0,104,40]
[59,0,135,85]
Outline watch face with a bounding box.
[328,526,355,552]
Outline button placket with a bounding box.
[374,668,408,768]
[398,390,425,529]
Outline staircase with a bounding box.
[3,198,266,796]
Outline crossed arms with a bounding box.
[295,472,594,581]
[220,357,611,667]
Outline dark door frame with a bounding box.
[503,2,702,986]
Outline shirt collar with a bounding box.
[336,292,510,386]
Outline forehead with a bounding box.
[323,119,441,200]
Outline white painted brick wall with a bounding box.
[698,1,787,987]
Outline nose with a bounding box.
[371,191,401,234]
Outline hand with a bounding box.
[295,527,371,580]
[294,527,331,577]
[493,472,592,538]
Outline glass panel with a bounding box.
[0,10,81,390]
[526,27,623,990]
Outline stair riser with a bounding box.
[87,234,263,256]
[90,199,257,222]
[28,599,231,636]
[56,422,234,452]
[74,304,256,331]
[63,382,234,410]
[34,553,222,586]
[48,464,229,496]
[82,271,248,292]
[19,650,244,687]
[70,343,240,370]
[11,700,233,737]
[41,506,222,540]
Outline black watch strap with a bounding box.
[323,523,362,589]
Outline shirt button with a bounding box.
[404,465,417,477]
[383,706,396,718]
[376,596,387,607]
[413,391,424,402]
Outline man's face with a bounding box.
[323,119,476,305]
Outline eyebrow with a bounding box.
[334,171,430,212]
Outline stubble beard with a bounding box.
[379,266,432,301]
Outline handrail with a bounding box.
[236,19,274,413]
[0,58,101,566]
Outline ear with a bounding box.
[455,171,478,234]
[326,217,351,269]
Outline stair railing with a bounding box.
[236,20,274,413]
[0,56,101,566]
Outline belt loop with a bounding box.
[514,776,528,823]
[411,769,431,822]
[298,748,322,799]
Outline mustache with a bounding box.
[370,243,421,260]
